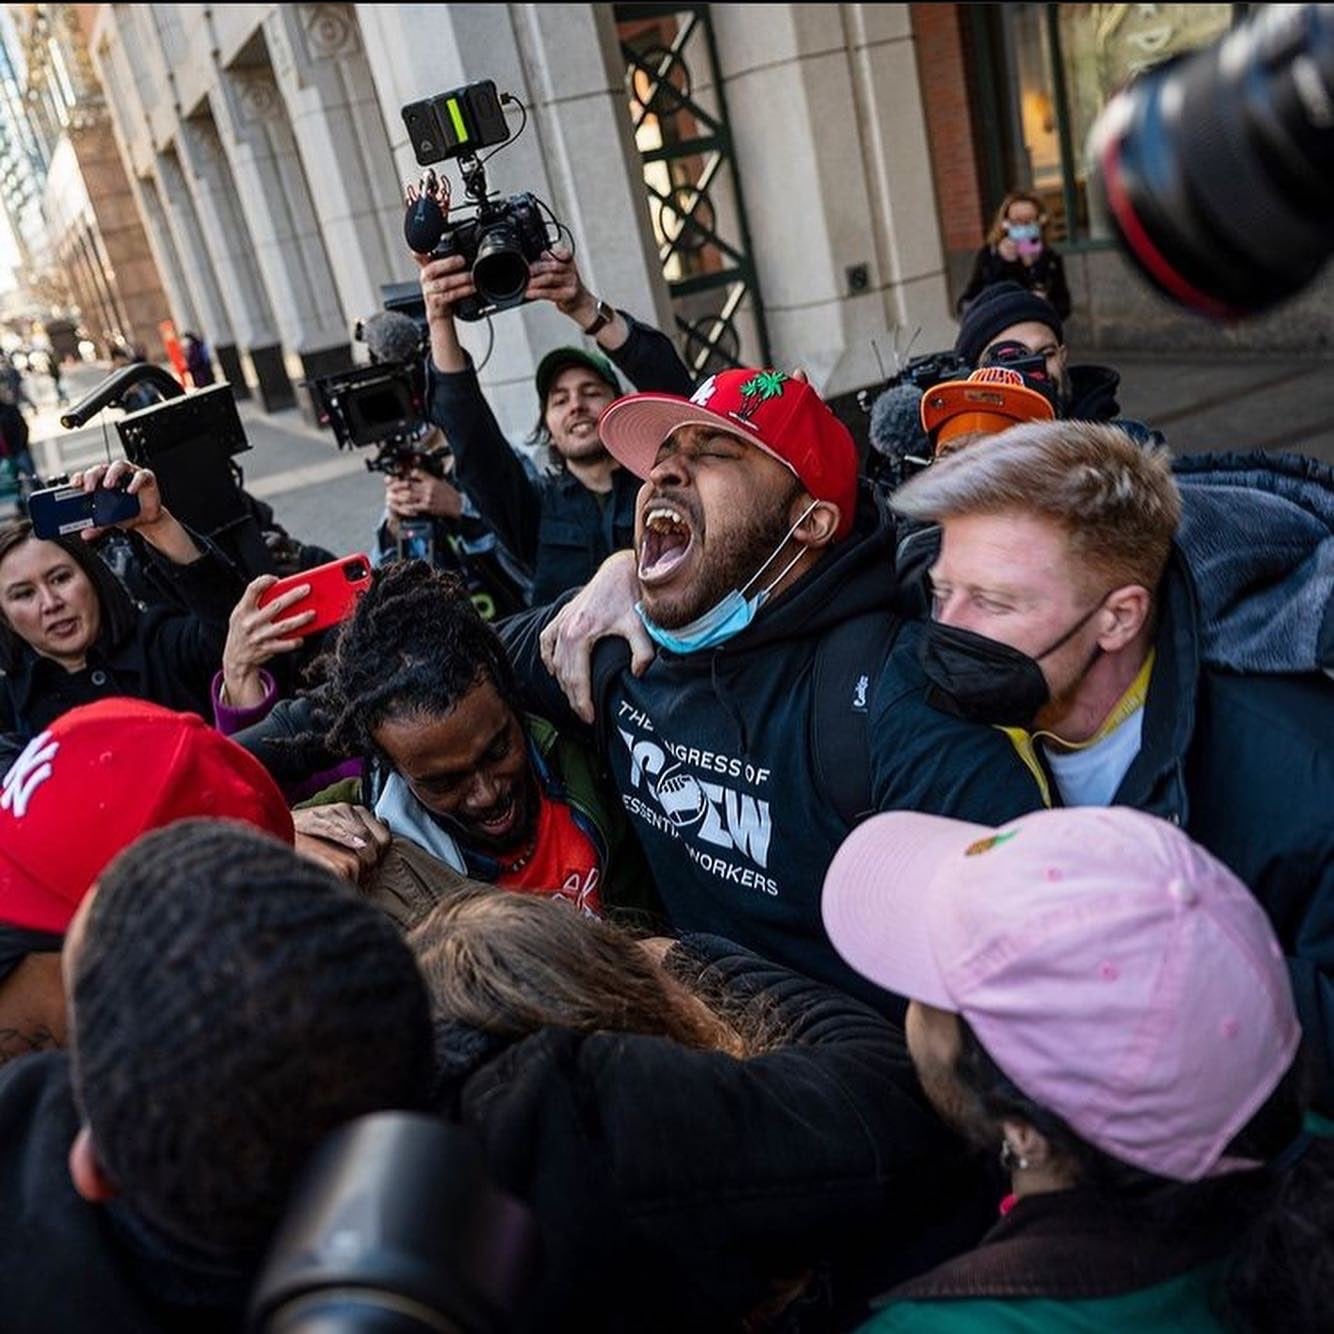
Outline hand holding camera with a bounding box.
[414,250,476,324]
[385,468,463,523]
[525,245,586,317]
[401,80,563,324]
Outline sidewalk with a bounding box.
[28,347,1334,477]
[1087,350,1334,463]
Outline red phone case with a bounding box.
[257,553,373,638]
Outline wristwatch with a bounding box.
[582,298,615,337]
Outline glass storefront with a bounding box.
[1000,3,1236,243]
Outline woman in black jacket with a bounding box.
[958,191,1071,319]
[410,888,989,1332]
[0,460,243,760]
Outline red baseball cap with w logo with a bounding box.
[597,368,859,539]
[0,698,293,934]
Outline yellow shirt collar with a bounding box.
[997,649,1155,806]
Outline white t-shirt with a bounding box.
[1043,704,1146,808]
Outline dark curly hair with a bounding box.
[70,820,433,1258]
[320,560,522,766]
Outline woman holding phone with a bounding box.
[0,460,244,763]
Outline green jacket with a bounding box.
[864,1265,1227,1333]
[861,1184,1249,1334]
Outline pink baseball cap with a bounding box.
[821,806,1300,1182]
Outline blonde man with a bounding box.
[893,418,1334,1103]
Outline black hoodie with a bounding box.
[501,510,1045,1007]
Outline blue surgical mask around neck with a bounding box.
[637,500,819,654]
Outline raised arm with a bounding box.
[419,252,543,572]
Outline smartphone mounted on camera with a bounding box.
[396,518,435,565]
[257,553,373,639]
[28,482,141,539]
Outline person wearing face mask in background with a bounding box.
[958,191,1071,321]
[891,417,1334,1106]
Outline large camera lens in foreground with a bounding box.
[250,1114,537,1334]
[472,224,529,306]
[1090,2,1334,318]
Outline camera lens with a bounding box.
[250,1115,536,1334]
[472,222,529,305]
[1090,3,1334,318]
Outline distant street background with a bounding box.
[24,353,1334,564]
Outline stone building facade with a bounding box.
[90,3,953,428]
[9,5,170,357]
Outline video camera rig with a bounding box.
[305,361,446,479]
[61,367,274,577]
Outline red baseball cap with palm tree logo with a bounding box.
[597,368,859,539]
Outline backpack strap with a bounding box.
[812,610,902,828]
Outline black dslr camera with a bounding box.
[402,80,557,322]
[1091,2,1334,317]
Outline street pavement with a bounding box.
[1095,352,1334,460]
[27,363,386,559]
[24,350,1334,561]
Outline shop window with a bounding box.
[1000,3,1237,244]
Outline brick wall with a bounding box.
[910,4,986,255]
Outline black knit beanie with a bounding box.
[954,281,1063,364]
[70,819,433,1258]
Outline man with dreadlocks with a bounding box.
[237,561,654,920]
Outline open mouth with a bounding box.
[472,793,518,839]
[45,617,78,640]
[638,503,695,585]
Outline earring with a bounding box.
[1000,1139,1030,1172]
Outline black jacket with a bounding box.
[439,936,991,1332]
[958,246,1071,319]
[883,1175,1261,1311]
[0,543,241,763]
[1001,552,1334,1103]
[0,400,29,460]
[0,1052,249,1332]
[426,312,693,604]
[1114,554,1334,1102]
[500,510,1046,1009]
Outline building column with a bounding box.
[262,3,412,328]
[356,2,669,440]
[127,173,198,337]
[176,114,293,410]
[152,148,247,395]
[709,3,954,393]
[210,59,352,407]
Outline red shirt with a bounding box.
[494,790,603,914]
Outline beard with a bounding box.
[644,490,800,630]
[551,416,611,465]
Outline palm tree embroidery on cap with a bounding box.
[735,370,789,421]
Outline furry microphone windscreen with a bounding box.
[360,311,425,366]
[868,381,929,464]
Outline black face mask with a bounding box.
[921,601,1105,728]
